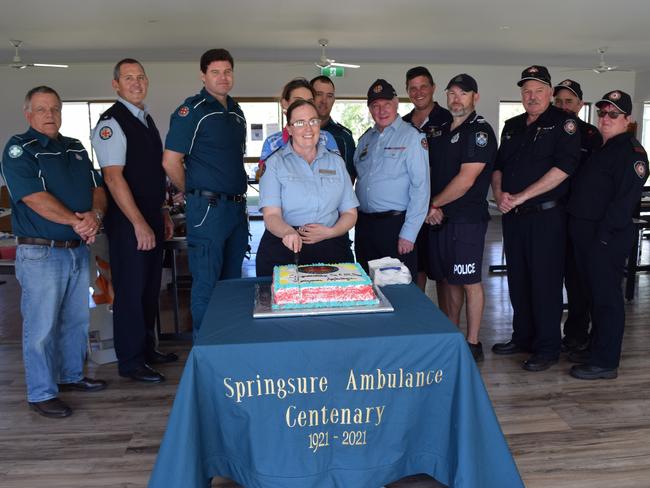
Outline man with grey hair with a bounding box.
[491,66,581,372]
[354,79,429,278]
[92,59,176,384]
[2,85,107,417]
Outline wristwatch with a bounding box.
[93,208,104,224]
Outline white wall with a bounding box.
[0,61,637,145]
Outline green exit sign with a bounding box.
[321,66,345,77]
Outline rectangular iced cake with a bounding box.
[271,263,379,310]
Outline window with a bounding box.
[61,101,114,167]
[642,103,650,150]
[330,98,414,142]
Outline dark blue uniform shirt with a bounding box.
[429,112,497,222]
[1,127,102,240]
[165,88,247,195]
[403,102,453,164]
[321,118,356,179]
[568,132,649,243]
[495,104,580,205]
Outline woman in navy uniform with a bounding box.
[567,90,649,379]
[256,100,358,276]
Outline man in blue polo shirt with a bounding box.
[162,48,248,339]
[1,86,107,418]
[354,79,429,279]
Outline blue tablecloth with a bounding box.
[149,278,523,488]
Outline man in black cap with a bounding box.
[425,74,496,362]
[403,66,452,290]
[491,65,580,371]
[553,79,603,356]
[354,79,429,278]
[567,90,648,379]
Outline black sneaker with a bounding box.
[467,341,484,362]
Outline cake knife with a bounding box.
[294,251,302,300]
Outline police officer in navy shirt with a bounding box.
[354,79,429,278]
[553,79,603,355]
[92,59,176,383]
[310,76,357,181]
[491,65,580,372]
[162,48,248,340]
[567,90,648,380]
[403,66,453,290]
[425,74,496,362]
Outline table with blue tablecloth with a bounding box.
[149,278,523,488]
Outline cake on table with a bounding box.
[271,263,379,310]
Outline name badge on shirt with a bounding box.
[319,169,336,175]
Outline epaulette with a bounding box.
[631,138,647,155]
[359,127,372,139]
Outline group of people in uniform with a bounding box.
[1,46,648,418]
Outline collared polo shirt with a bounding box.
[165,88,247,195]
[2,127,102,240]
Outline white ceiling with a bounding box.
[2,0,650,71]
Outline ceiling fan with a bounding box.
[315,39,359,69]
[590,47,624,73]
[6,40,68,69]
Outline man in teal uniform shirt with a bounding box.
[1,86,107,417]
[162,49,248,339]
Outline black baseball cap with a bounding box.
[367,79,397,105]
[517,65,551,87]
[446,73,478,93]
[553,79,583,100]
[596,90,632,115]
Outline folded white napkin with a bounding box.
[367,257,412,286]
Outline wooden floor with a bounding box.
[0,217,649,488]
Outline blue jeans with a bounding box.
[15,244,89,403]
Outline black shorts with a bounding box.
[427,221,488,285]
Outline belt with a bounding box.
[360,210,405,219]
[17,237,82,248]
[513,199,562,216]
[190,189,246,203]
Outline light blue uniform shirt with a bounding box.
[91,97,150,167]
[259,143,358,228]
[354,116,430,242]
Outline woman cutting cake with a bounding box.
[256,99,358,277]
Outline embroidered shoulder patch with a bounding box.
[564,120,577,135]
[634,161,647,179]
[7,144,23,158]
[99,126,113,140]
[178,106,190,117]
[475,131,488,147]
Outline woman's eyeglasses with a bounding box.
[290,118,320,128]
[597,109,625,119]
